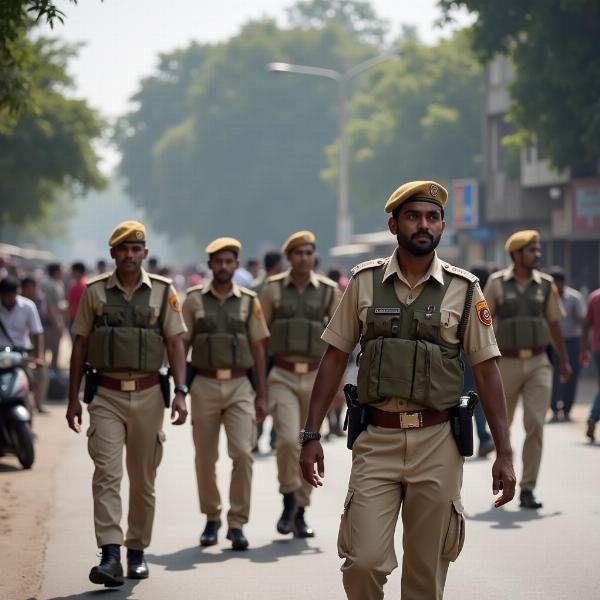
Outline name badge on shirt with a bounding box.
[374,308,401,314]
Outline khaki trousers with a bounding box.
[190,375,255,529]
[268,366,316,507]
[499,354,552,491]
[338,422,465,600]
[44,327,62,370]
[87,384,165,549]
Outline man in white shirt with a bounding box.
[0,276,45,368]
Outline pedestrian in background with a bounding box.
[67,262,87,341]
[547,266,585,422]
[581,285,600,442]
[42,263,67,371]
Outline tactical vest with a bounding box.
[87,281,166,373]
[190,290,255,370]
[357,265,465,411]
[495,277,551,352]
[268,279,333,359]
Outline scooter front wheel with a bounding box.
[10,420,35,469]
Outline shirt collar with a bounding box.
[502,265,542,284]
[201,279,242,299]
[283,269,320,289]
[106,268,152,293]
[0,295,26,313]
[382,250,445,287]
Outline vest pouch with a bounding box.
[191,333,211,368]
[134,305,159,328]
[497,316,545,351]
[88,327,112,369]
[226,314,246,334]
[207,333,236,368]
[414,310,442,344]
[274,303,297,319]
[531,319,550,348]
[268,320,289,356]
[420,343,464,411]
[304,301,323,320]
[357,338,384,404]
[111,327,143,370]
[102,307,125,327]
[285,318,313,355]
[233,333,254,369]
[195,316,217,333]
[377,338,423,401]
[139,329,165,372]
[307,321,327,359]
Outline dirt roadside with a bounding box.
[0,404,70,600]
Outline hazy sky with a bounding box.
[43,0,472,120]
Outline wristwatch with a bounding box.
[299,430,321,444]
[174,384,189,396]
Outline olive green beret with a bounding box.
[505,230,540,252]
[282,230,316,254]
[205,237,242,255]
[108,220,147,247]
[385,180,448,214]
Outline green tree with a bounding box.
[286,0,388,45]
[0,37,106,228]
[440,0,600,173]
[323,29,483,231]
[117,19,376,252]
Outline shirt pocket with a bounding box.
[440,308,461,344]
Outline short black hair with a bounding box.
[148,256,159,267]
[0,277,19,293]
[71,262,86,275]
[264,251,282,271]
[21,277,36,288]
[327,268,342,282]
[392,201,444,221]
[47,263,61,277]
[246,258,259,269]
[97,259,107,269]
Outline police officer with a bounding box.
[66,221,188,587]
[484,230,571,509]
[182,238,269,550]
[300,182,516,600]
[259,231,339,538]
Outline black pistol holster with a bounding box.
[450,391,479,456]
[159,368,171,409]
[83,363,98,404]
[343,383,369,450]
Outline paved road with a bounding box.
[38,387,599,600]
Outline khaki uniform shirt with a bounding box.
[259,269,340,362]
[483,266,565,324]
[182,280,269,344]
[322,251,500,411]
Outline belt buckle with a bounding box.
[216,369,232,380]
[120,379,137,392]
[519,349,533,359]
[294,362,309,374]
[399,412,422,429]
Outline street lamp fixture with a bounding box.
[267,50,400,246]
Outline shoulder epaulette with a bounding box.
[240,287,257,298]
[489,270,505,280]
[185,284,204,294]
[538,271,554,283]
[316,274,338,288]
[350,258,387,278]
[148,273,172,285]
[441,263,479,283]
[86,272,111,286]
[265,272,287,285]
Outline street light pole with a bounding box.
[267,51,399,246]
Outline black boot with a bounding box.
[276,492,297,534]
[226,528,249,551]
[200,519,221,546]
[293,507,315,538]
[586,418,596,443]
[127,549,149,579]
[89,544,124,587]
[519,490,543,509]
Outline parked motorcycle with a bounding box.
[0,347,35,469]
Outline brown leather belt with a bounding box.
[369,407,451,429]
[195,368,247,380]
[501,347,546,359]
[99,373,159,392]
[273,358,319,374]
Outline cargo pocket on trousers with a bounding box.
[337,489,354,558]
[153,431,166,469]
[442,497,465,562]
[86,425,97,460]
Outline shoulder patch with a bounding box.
[185,284,204,294]
[350,258,387,278]
[86,272,111,286]
[240,287,257,298]
[148,273,172,285]
[475,300,493,326]
[167,292,182,313]
[441,263,479,283]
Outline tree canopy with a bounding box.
[440,0,600,173]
